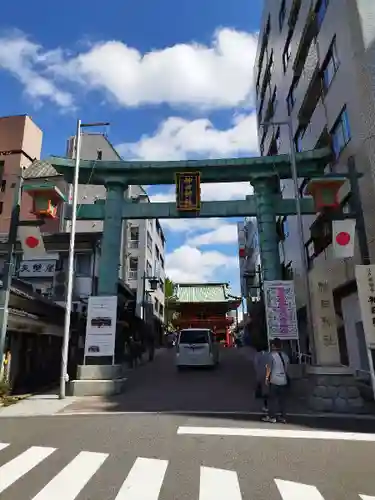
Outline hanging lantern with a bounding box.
[304,176,347,212]
[23,184,66,219]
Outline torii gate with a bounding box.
[48,148,335,297]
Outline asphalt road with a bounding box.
[0,413,375,499]
[62,346,261,414]
[1,348,375,498]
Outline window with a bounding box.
[129,257,138,271]
[331,107,351,158]
[279,0,286,30]
[160,256,165,269]
[282,31,293,72]
[147,231,152,252]
[97,150,103,160]
[322,38,339,91]
[130,226,139,248]
[275,127,281,151]
[154,298,159,314]
[179,330,210,344]
[294,125,306,153]
[147,261,152,277]
[75,254,91,276]
[289,0,301,28]
[155,246,160,260]
[159,304,164,317]
[1,180,6,192]
[286,78,298,114]
[316,0,329,30]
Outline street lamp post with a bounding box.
[141,273,160,322]
[259,119,316,362]
[59,120,110,399]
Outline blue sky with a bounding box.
[0,0,263,294]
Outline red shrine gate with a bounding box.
[173,283,241,346]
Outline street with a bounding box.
[0,348,375,498]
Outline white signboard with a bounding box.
[356,265,375,349]
[84,296,117,358]
[18,259,56,278]
[264,280,299,340]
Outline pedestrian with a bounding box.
[262,338,290,424]
[255,349,269,414]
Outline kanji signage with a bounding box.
[356,265,375,349]
[175,172,201,212]
[264,281,299,340]
[18,259,56,278]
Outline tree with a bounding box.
[165,278,179,332]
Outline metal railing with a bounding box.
[128,270,138,280]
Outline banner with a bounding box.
[17,226,46,258]
[84,296,117,358]
[332,219,356,258]
[355,265,375,349]
[264,281,299,340]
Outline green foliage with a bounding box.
[0,379,10,398]
[165,277,178,332]
[165,278,175,299]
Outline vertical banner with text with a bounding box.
[175,172,201,212]
[264,280,299,340]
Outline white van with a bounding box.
[175,328,219,369]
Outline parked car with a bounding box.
[175,328,219,369]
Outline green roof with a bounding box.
[176,283,233,303]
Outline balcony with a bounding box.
[301,98,326,151]
[293,42,319,118]
[129,240,139,249]
[128,270,138,281]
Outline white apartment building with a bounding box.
[66,133,166,322]
[237,219,261,305]
[255,0,375,370]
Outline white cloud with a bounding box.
[118,113,258,161]
[54,28,258,109]
[0,32,73,108]
[187,224,238,246]
[0,28,257,110]
[160,218,223,233]
[166,245,238,282]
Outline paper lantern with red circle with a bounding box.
[305,177,347,212]
[239,247,246,258]
[23,183,66,219]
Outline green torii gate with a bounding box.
[49,147,334,297]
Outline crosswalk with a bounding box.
[0,441,373,499]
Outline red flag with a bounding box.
[332,219,356,258]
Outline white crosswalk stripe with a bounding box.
[0,445,56,494]
[0,442,372,499]
[199,466,242,500]
[114,457,168,499]
[275,479,325,499]
[31,451,108,500]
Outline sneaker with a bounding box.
[261,415,276,423]
[262,406,268,413]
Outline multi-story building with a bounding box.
[65,133,166,322]
[255,0,375,371]
[237,218,261,306]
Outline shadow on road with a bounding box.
[63,348,375,434]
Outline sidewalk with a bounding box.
[0,392,79,417]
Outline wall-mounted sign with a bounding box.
[264,280,299,340]
[18,259,56,278]
[175,172,201,212]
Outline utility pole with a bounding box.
[59,120,110,399]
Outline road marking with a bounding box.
[114,457,168,500]
[0,446,56,493]
[199,466,242,500]
[32,451,108,499]
[0,442,9,451]
[177,426,375,442]
[275,479,325,499]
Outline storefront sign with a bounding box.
[356,265,375,349]
[264,280,299,340]
[175,172,201,212]
[84,295,118,358]
[18,259,56,278]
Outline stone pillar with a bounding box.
[252,177,281,281]
[98,180,127,295]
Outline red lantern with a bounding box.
[23,184,66,219]
[305,177,346,212]
[239,247,246,258]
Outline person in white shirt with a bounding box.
[262,337,289,423]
